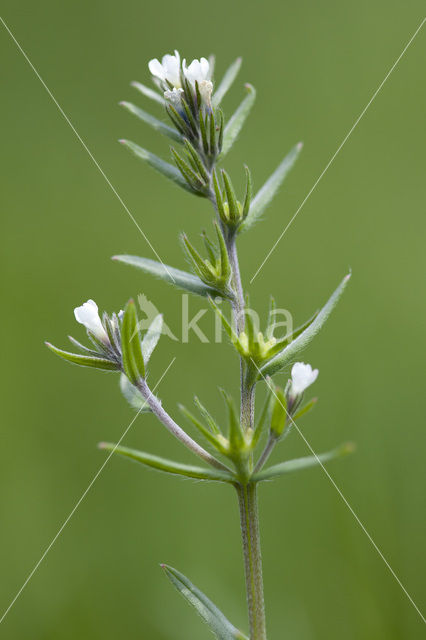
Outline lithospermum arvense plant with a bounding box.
[47,50,353,640]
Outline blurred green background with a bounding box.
[1,1,425,638]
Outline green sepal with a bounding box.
[183,138,209,182]
[67,335,99,356]
[45,343,118,371]
[119,101,181,142]
[120,300,145,384]
[119,139,193,192]
[242,165,252,221]
[221,389,245,451]
[119,373,151,411]
[194,396,221,435]
[99,443,235,483]
[252,443,355,482]
[261,273,351,377]
[162,565,248,640]
[112,255,221,298]
[130,81,164,105]
[221,170,240,223]
[212,57,242,107]
[208,297,238,343]
[141,313,163,363]
[242,142,303,232]
[179,404,227,454]
[171,146,207,194]
[293,397,318,421]
[221,84,256,156]
[182,233,215,282]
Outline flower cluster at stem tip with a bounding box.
[149,50,213,108]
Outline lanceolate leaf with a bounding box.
[252,443,355,482]
[119,139,193,192]
[45,343,118,371]
[242,142,303,232]
[212,57,243,107]
[119,374,151,411]
[221,84,256,156]
[120,101,181,142]
[99,444,235,483]
[131,81,164,105]
[141,314,163,363]
[112,254,221,298]
[261,274,351,377]
[121,300,145,383]
[162,565,248,640]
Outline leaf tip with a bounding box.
[118,138,127,145]
[297,141,304,151]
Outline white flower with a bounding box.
[148,50,182,88]
[198,80,213,107]
[290,362,319,396]
[182,57,210,86]
[164,87,184,106]
[74,299,109,343]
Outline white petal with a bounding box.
[148,58,166,81]
[74,299,109,342]
[290,362,319,395]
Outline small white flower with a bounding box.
[74,299,109,343]
[198,80,213,107]
[182,57,210,86]
[164,87,184,106]
[290,362,319,396]
[148,50,182,88]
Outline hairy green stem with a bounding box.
[237,482,267,640]
[136,378,231,472]
[254,434,278,474]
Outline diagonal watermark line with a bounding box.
[0,15,175,282]
[0,357,176,626]
[254,361,426,625]
[250,16,426,284]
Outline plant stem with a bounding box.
[136,378,231,472]
[236,482,267,640]
[253,434,278,474]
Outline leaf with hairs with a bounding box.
[221,84,256,156]
[162,565,248,639]
[112,254,222,297]
[242,143,303,232]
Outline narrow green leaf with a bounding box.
[112,255,220,298]
[212,57,243,107]
[120,101,181,141]
[121,300,145,383]
[252,443,355,482]
[119,139,193,192]
[261,273,351,377]
[131,81,164,105]
[45,343,118,371]
[141,314,163,363]
[242,142,303,232]
[162,565,248,640]
[99,443,235,483]
[221,84,256,156]
[119,373,151,411]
